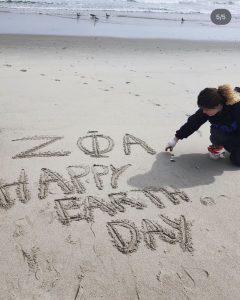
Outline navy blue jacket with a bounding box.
[175,102,240,140]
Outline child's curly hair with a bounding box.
[197,84,240,108]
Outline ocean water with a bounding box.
[0,0,240,17]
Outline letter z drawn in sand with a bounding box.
[12,136,70,159]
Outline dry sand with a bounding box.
[0,34,240,299]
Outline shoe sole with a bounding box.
[209,151,225,160]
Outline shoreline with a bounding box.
[0,11,240,41]
[1,33,240,51]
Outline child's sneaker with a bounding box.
[208,145,225,160]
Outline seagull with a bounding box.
[106,13,110,18]
[181,17,185,23]
[90,14,96,18]
[76,13,80,17]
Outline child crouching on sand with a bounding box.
[165,84,240,166]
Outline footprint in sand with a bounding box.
[156,271,161,282]
[217,194,230,200]
[177,266,210,290]
[20,69,27,72]
[148,100,161,107]
[54,79,61,82]
[65,234,78,245]
[18,245,61,288]
[200,196,215,206]
[157,265,209,292]
[13,216,33,238]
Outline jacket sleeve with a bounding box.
[233,103,240,138]
[175,109,208,140]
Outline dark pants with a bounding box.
[210,126,240,166]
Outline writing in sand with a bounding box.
[0,131,193,254]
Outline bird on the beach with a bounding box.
[106,13,110,18]
[181,17,185,23]
[76,13,81,18]
[90,14,96,18]
[92,15,99,26]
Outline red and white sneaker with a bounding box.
[208,145,225,160]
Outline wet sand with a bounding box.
[1,11,240,41]
[1,34,240,299]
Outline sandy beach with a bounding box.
[1,33,240,299]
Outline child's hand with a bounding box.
[165,137,178,152]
